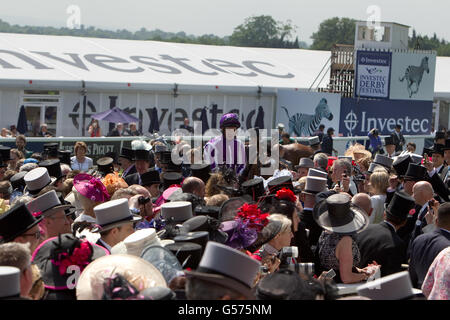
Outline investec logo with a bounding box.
[344,111,429,134]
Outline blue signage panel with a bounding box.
[355,51,392,99]
[339,98,433,136]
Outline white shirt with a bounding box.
[71,156,93,172]
[97,238,112,252]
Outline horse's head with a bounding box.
[422,57,430,74]
[316,98,333,121]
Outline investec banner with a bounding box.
[339,98,432,136]
[355,51,392,99]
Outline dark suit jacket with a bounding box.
[391,132,405,152]
[124,172,141,186]
[299,209,323,248]
[321,135,333,155]
[355,221,406,277]
[122,165,137,178]
[409,228,450,288]
[293,222,314,263]
[108,129,121,137]
[438,165,449,182]
[179,124,194,133]
[397,203,423,244]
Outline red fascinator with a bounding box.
[275,188,297,203]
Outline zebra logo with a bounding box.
[281,98,333,137]
[399,56,430,98]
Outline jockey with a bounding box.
[204,113,246,176]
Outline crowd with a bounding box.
[0,113,448,301]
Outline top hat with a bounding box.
[0,203,43,243]
[313,193,369,235]
[57,150,72,166]
[384,136,395,146]
[373,154,394,170]
[296,157,314,170]
[309,136,321,147]
[39,159,64,180]
[111,228,162,257]
[267,176,294,195]
[338,156,353,163]
[119,147,134,161]
[303,176,328,195]
[410,154,423,164]
[31,234,108,291]
[43,143,59,158]
[442,139,450,151]
[385,191,415,221]
[154,145,168,154]
[91,198,142,233]
[162,172,183,190]
[180,215,228,244]
[0,146,11,162]
[366,163,386,175]
[0,155,6,168]
[10,172,27,191]
[357,271,423,300]
[159,151,173,165]
[430,143,445,156]
[185,241,260,300]
[161,201,193,223]
[403,163,427,181]
[435,131,446,140]
[190,163,211,184]
[75,254,167,300]
[105,152,119,165]
[423,147,433,157]
[26,190,72,218]
[141,169,161,186]
[96,157,115,176]
[241,178,266,201]
[140,245,183,285]
[174,231,209,253]
[308,168,328,179]
[133,149,150,162]
[255,269,311,300]
[165,242,203,270]
[24,167,56,196]
[43,143,59,151]
[392,155,412,177]
[0,266,21,299]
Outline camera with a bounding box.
[278,246,315,276]
[138,196,151,205]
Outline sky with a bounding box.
[1,0,449,44]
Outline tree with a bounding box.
[310,17,356,50]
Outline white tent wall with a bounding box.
[0,89,20,131]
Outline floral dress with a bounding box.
[422,246,450,300]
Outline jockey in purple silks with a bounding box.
[203,113,246,176]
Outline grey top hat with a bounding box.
[26,190,72,218]
[185,241,260,299]
[308,168,328,179]
[161,201,193,223]
[303,176,328,195]
[91,198,142,233]
[309,136,320,146]
[338,156,353,163]
[357,271,421,300]
[410,154,423,164]
[296,157,314,169]
[23,167,56,195]
[373,154,393,169]
[0,266,20,299]
[366,162,386,174]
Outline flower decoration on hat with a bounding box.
[50,235,94,276]
[102,172,128,198]
[74,173,110,203]
[275,188,297,203]
[236,203,269,231]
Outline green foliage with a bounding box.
[310,17,356,50]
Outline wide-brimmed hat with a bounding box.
[357,271,424,300]
[0,203,42,243]
[140,169,161,186]
[190,163,211,184]
[373,154,393,170]
[76,254,167,300]
[180,215,228,244]
[303,176,328,195]
[73,173,110,203]
[185,241,260,299]
[0,146,11,162]
[39,159,64,180]
[245,219,282,253]
[0,266,21,299]
[403,163,427,181]
[96,157,114,176]
[308,168,328,179]
[91,198,142,233]
[241,178,266,201]
[160,201,193,223]
[31,234,108,291]
[385,191,415,221]
[111,228,162,256]
[218,197,249,222]
[26,190,72,218]
[140,245,183,284]
[24,167,56,195]
[165,242,203,269]
[119,147,134,161]
[430,143,445,156]
[313,193,369,235]
[295,157,314,170]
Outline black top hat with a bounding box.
[160,151,172,164]
[43,143,59,150]
[423,147,433,157]
[241,178,266,201]
[39,159,64,180]
[0,146,11,162]
[141,169,161,186]
[443,139,450,151]
[43,143,59,158]
[165,242,203,269]
[430,143,445,156]
[385,191,415,221]
[435,132,446,140]
[105,152,119,165]
[392,155,412,178]
[267,176,294,195]
[403,163,427,181]
[385,136,395,146]
[96,157,114,175]
[194,206,221,220]
[0,155,6,168]
[166,160,183,173]
[133,149,150,161]
[10,172,27,191]
[57,150,72,166]
[180,215,228,244]
[190,164,211,184]
[174,231,209,252]
[31,234,108,290]
[162,172,183,190]
[255,269,312,300]
[0,204,42,243]
[119,147,134,161]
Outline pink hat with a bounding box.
[152,187,182,214]
[73,173,110,203]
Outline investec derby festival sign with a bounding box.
[355,51,392,99]
[339,98,432,136]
